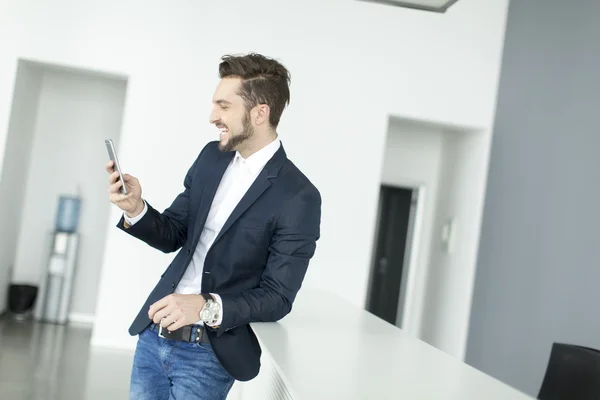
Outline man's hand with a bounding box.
[148,294,206,332]
[105,160,144,218]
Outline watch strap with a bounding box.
[200,293,213,302]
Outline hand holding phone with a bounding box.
[105,139,127,194]
[105,139,144,216]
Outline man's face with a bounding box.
[209,77,254,153]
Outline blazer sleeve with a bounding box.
[215,183,322,336]
[116,146,206,253]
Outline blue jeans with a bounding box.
[129,325,235,400]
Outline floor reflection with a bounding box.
[0,316,133,399]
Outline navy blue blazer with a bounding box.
[117,140,321,381]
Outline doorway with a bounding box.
[0,59,127,322]
[366,185,419,327]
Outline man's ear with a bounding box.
[254,104,271,126]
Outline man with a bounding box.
[105,53,321,399]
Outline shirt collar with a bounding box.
[233,138,281,175]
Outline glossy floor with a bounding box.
[0,316,133,399]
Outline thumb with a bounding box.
[123,174,136,182]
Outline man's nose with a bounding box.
[209,110,219,124]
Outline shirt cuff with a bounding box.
[205,293,223,327]
[123,200,148,226]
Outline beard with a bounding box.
[218,111,254,153]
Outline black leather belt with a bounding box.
[150,323,210,344]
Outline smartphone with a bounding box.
[105,139,128,195]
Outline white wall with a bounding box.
[421,129,490,359]
[11,66,126,318]
[379,117,490,359]
[0,61,42,313]
[0,0,509,351]
[381,118,444,190]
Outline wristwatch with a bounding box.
[199,293,220,325]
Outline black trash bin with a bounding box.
[8,284,38,319]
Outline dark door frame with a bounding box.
[366,183,424,330]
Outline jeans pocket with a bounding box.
[198,342,213,351]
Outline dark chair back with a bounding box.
[538,342,600,400]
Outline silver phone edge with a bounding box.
[105,139,128,195]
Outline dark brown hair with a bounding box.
[219,53,291,128]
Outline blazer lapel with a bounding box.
[212,144,287,245]
[192,151,234,245]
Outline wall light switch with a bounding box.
[441,218,456,254]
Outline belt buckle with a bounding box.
[158,324,183,341]
[157,324,169,339]
[158,324,200,343]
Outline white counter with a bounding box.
[233,288,533,400]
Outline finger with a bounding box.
[153,305,175,324]
[149,295,171,320]
[108,179,123,194]
[108,171,120,185]
[123,173,135,183]
[105,161,114,173]
[109,192,133,204]
[168,317,186,332]
[160,310,181,330]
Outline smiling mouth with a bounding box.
[217,125,229,139]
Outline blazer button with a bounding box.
[187,249,191,255]
[172,282,176,288]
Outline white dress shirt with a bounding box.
[125,138,281,326]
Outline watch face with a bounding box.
[200,300,221,323]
